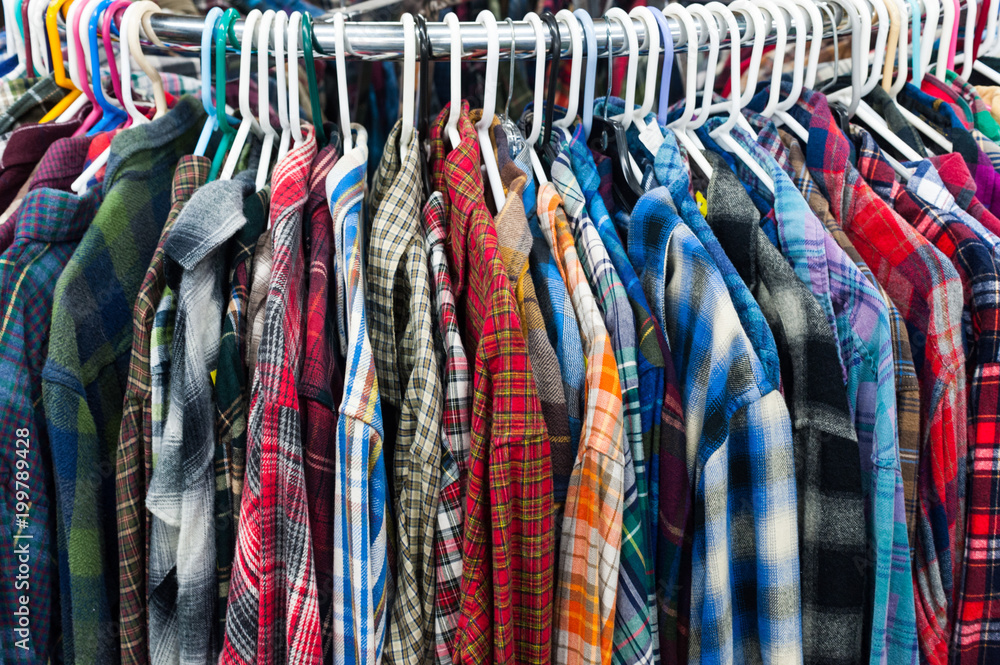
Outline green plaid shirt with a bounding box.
[0,75,64,135]
[42,96,203,665]
[115,154,210,665]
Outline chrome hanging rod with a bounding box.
[141,6,864,62]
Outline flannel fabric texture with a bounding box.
[42,96,202,665]
[219,127,322,665]
[116,154,209,665]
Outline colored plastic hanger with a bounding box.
[254,9,276,190]
[39,0,83,123]
[68,0,101,134]
[474,9,505,210]
[893,0,954,150]
[573,9,598,139]
[301,14,326,145]
[193,6,224,157]
[220,8,262,180]
[85,0,128,134]
[209,8,241,180]
[938,0,957,75]
[443,11,462,150]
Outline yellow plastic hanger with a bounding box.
[39,0,82,122]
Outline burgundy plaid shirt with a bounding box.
[817,115,966,665]
[220,129,322,665]
[298,144,340,656]
[429,103,555,665]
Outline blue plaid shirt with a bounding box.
[630,186,802,665]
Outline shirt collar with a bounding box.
[0,118,82,171]
[28,133,95,191]
[929,152,979,209]
[13,185,100,244]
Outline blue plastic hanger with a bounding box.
[650,7,673,126]
[193,7,223,157]
[86,0,126,134]
[573,9,597,140]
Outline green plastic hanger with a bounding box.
[209,7,240,180]
[301,14,326,145]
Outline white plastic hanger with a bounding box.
[755,0,789,118]
[795,0,824,89]
[333,11,353,154]
[444,11,462,150]
[771,0,807,109]
[859,0,891,95]
[918,0,941,85]
[627,6,660,137]
[823,0,865,115]
[399,12,416,161]
[274,11,292,161]
[474,9,505,211]
[194,7,223,157]
[938,0,957,76]
[662,2,713,179]
[604,7,638,130]
[28,0,49,74]
[524,11,548,184]
[255,9,277,191]
[221,9,263,180]
[553,9,581,129]
[684,4,719,134]
[953,0,979,77]
[708,1,775,193]
[729,0,766,109]
[287,11,305,147]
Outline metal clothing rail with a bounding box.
[141,7,861,62]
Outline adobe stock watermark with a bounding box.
[12,427,32,650]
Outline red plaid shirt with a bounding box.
[819,115,966,665]
[299,143,340,655]
[429,103,555,665]
[929,152,1000,239]
[220,129,322,665]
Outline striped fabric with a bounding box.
[551,128,656,665]
[116,155,209,665]
[630,186,802,665]
[423,191,472,665]
[326,124,391,665]
[538,182,626,665]
[784,87,965,665]
[220,128,322,665]
[367,120,443,665]
[0,174,101,665]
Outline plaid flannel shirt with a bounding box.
[0,77,33,115]
[212,184,268,648]
[550,127,655,665]
[245,228,272,381]
[0,118,83,212]
[43,96,202,665]
[424,191,472,665]
[929,153,1000,239]
[0,167,101,665]
[706,152,868,665]
[718,116,916,665]
[894,160,1000,664]
[782,88,965,665]
[431,105,554,665]
[0,74,63,135]
[629,185,802,665]
[865,86,931,158]
[367,120,443,665]
[116,154,209,665]
[326,125,391,665]
[147,172,257,664]
[775,130,924,555]
[945,70,1000,142]
[298,144,339,655]
[538,181,626,665]
[220,128,322,665]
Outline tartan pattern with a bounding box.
[0,179,100,665]
[0,74,63,134]
[367,120,443,665]
[298,144,339,658]
[326,125,391,665]
[432,105,555,665]
[864,86,930,158]
[423,191,472,665]
[895,160,1000,664]
[705,152,868,665]
[42,96,202,665]
[0,76,33,115]
[945,70,1000,142]
[776,130,924,554]
[782,87,965,665]
[219,127,322,665]
[551,128,656,665]
[929,152,1000,239]
[538,182,626,665]
[245,229,272,382]
[562,124,689,665]
[629,187,802,665]
[726,116,916,665]
[147,172,257,664]
[151,290,176,475]
[0,119,84,213]
[115,155,208,665]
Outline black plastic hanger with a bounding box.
[587,22,642,212]
[414,14,433,198]
[539,11,561,173]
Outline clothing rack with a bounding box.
[139,6,862,61]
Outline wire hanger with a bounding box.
[255,9,277,191]
[220,9,262,180]
[662,2,713,180]
[524,11,549,183]
[474,9,506,210]
[574,9,598,140]
[444,11,462,150]
[708,0,776,193]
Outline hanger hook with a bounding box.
[504,17,515,120]
[603,21,612,121]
